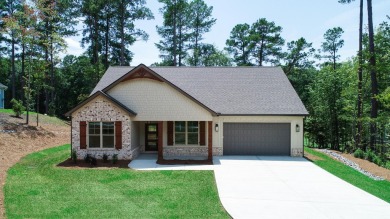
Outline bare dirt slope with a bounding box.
[307,149,390,182]
[338,151,390,181]
[0,112,70,219]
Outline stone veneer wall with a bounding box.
[163,146,223,157]
[213,147,223,156]
[291,148,303,157]
[72,96,135,160]
[163,147,207,157]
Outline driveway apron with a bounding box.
[213,156,390,219]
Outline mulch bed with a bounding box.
[57,158,131,169]
[304,153,324,162]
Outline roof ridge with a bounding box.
[108,66,281,69]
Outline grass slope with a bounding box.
[0,109,67,126]
[305,147,390,203]
[5,145,228,218]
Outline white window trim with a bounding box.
[87,121,115,149]
[174,121,200,146]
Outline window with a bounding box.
[174,121,199,145]
[88,122,115,148]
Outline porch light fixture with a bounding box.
[215,124,219,132]
[296,124,300,132]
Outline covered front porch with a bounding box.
[134,121,214,164]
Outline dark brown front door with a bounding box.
[145,123,158,151]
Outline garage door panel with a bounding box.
[223,123,290,155]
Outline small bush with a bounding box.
[10,98,25,117]
[84,154,91,163]
[112,154,118,164]
[365,150,375,162]
[373,155,383,166]
[354,148,365,159]
[71,150,77,163]
[385,161,390,170]
[102,154,108,163]
[90,157,97,166]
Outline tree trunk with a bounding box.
[194,17,199,66]
[50,41,54,115]
[178,24,182,66]
[44,20,49,114]
[356,0,363,149]
[367,0,378,150]
[93,14,100,83]
[120,1,125,66]
[21,43,25,104]
[36,91,39,127]
[11,32,16,99]
[105,7,110,68]
[259,40,264,66]
[173,1,177,66]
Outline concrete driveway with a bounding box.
[129,155,390,218]
[213,156,390,219]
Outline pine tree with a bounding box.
[111,0,153,66]
[81,0,105,82]
[338,0,364,148]
[249,18,285,66]
[284,37,315,75]
[1,0,22,99]
[321,27,344,70]
[187,0,216,66]
[366,0,378,149]
[225,23,252,66]
[156,0,190,66]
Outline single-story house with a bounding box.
[65,64,308,163]
[0,82,7,109]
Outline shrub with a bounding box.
[90,157,97,166]
[365,149,375,162]
[112,154,118,164]
[353,148,365,159]
[71,149,77,163]
[84,154,91,163]
[102,154,108,163]
[385,161,390,170]
[10,98,25,118]
[373,155,383,166]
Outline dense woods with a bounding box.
[0,1,389,159]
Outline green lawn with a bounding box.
[5,145,229,218]
[305,147,390,203]
[0,109,14,114]
[0,108,67,126]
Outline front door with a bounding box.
[145,123,158,151]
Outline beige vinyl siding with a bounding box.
[108,79,213,121]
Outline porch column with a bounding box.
[158,121,163,161]
[208,121,212,161]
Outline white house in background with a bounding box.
[65,64,308,163]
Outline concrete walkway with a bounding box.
[129,154,215,170]
[129,155,390,219]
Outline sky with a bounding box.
[63,0,390,66]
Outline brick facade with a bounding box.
[71,96,136,160]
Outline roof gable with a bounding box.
[65,91,137,117]
[102,64,218,116]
